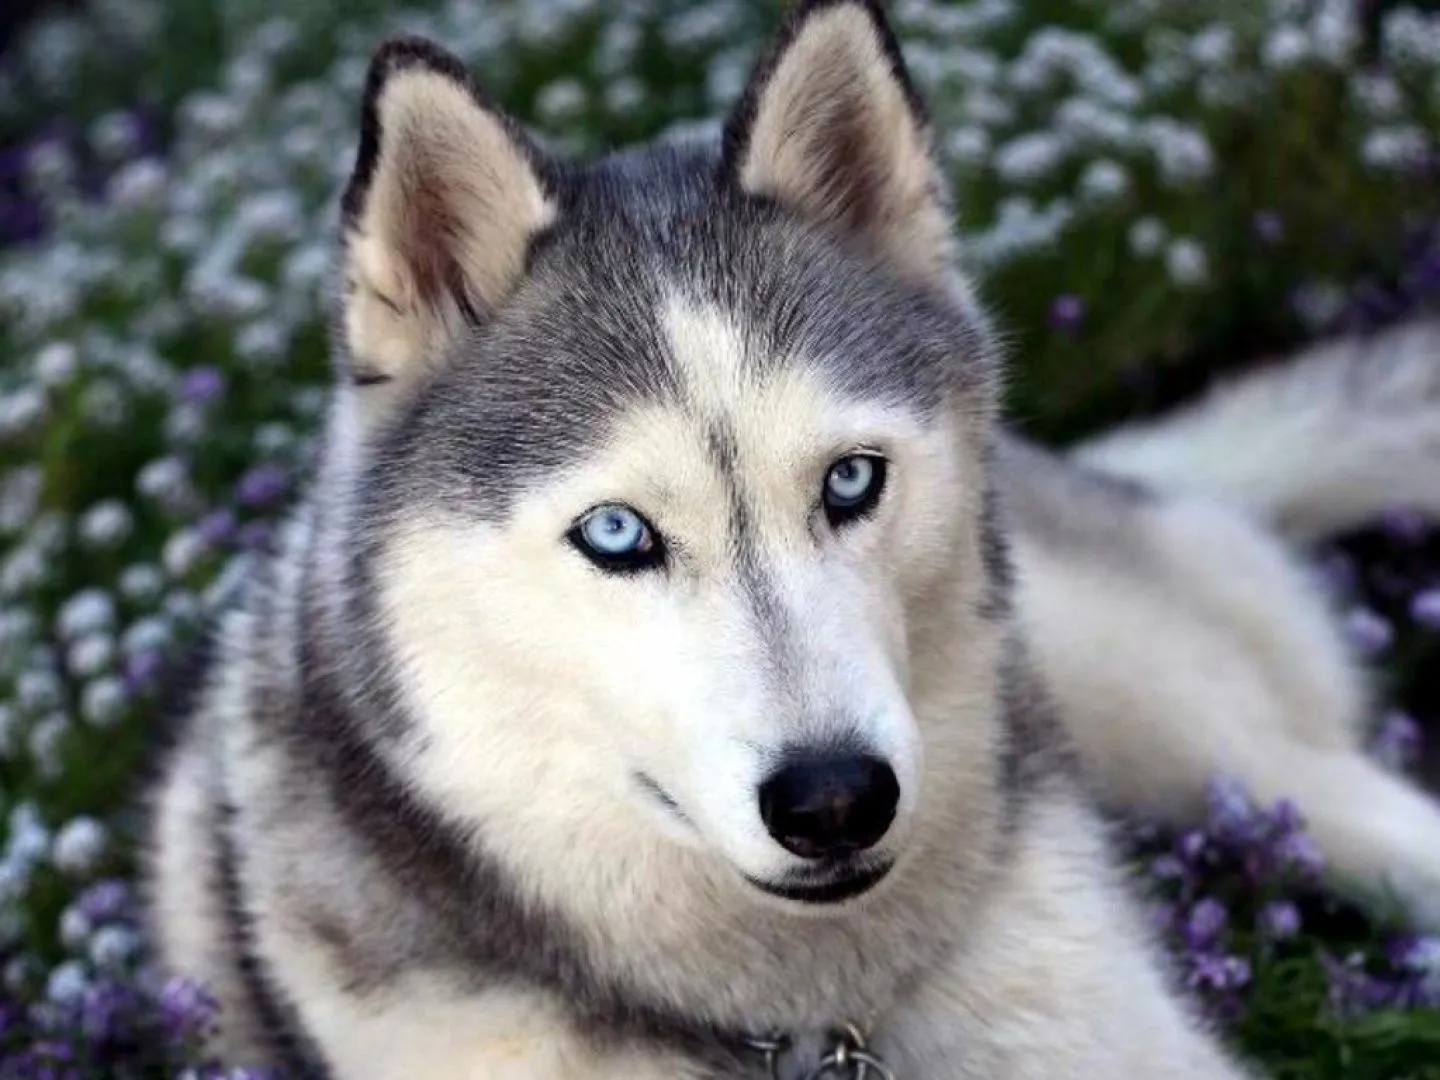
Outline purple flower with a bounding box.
[1322,952,1396,1015]
[75,880,133,927]
[1204,775,1256,843]
[1257,900,1301,941]
[1267,797,1305,836]
[1047,294,1085,333]
[239,520,276,551]
[237,464,290,508]
[1184,898,1229,950]
[1149,853,1189,883]
[1311,550,1356,597]
[157,976,219,1045]
[123,649,166,691]
[1177,829,1209,867]
[1411,588,1440,632]
[1252,210,1284,244]
[81,980,138,1043]
[1379,507,1431,545]
[1188,953,1252,992]
[1371,711,1422,771]
[180,367,226,407]
[1343,608,1394,657]
[1271,829,1325,880]
[198,508,238,549]
[1389,934,1440,975]
[1149,900,1179,934]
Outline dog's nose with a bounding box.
[758,754,899,859]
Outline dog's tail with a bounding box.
[1069,316,1440,543]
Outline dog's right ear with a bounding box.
[721,1,956,291]
[338,38,555,413]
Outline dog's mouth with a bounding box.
[746,859,894,906]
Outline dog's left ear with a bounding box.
[721,0,955,288]
[337,37,555,415]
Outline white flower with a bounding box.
[58,589,117,639]
[254,422,298,457]
[16,668,62,713]
[0,388,46,439]
[1078,159,1130,201]
[536,79,587,125]
[595,17,642,76]
[1362,126,1429,171]
[0,545,47,598]
[1310,2,1360,66]
[1053,97,1134,149]
[52,816,108,876]
[0,705,19,759]
[68,634,115,678]
[605,77,646,117]
[163,589,203,625]
[994,132,1067,185]
[1188,25,1234,68]
[108,159,168,210]
[80,677,129,729]
[89,925,141,970]
[1290,282,1346,331]
[1128,217,1167,257]
[119,564,166,604]
[79,501,135,550]
[959,89,1014,127]
[181,93,246,140]
[236,320,291,367]
[122,616,170,656]
[28,713,69,780]
[238,191,305,243]
[9,802,51,867]
[81,380,130,428]
[1351,74,1404,120]
[163,528,207,579]
[946,126,992,167]
[136,456,193,508]
[34,341,80,389]
[966,197,1074,265]
[0,467,42,536]
[1145,119,1213,186]
[1382,9,1440,68]
[1263,26,1311,71]
[46,959,90,1005]
[1165,238,1209,286]
[58,905,94,951]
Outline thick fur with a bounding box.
[142,3,1440,1078]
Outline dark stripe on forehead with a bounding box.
[703,416,794,659]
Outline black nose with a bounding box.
[758,753,899,860]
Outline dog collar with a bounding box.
[742,1023,897,1080]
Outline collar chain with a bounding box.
[742,1023,896,1080]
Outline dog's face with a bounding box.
[330,1,1005,910]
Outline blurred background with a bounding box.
[2,2,1440,1078]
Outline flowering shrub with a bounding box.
[1,0,1439,1077]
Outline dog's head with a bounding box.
[324,0,1010,913]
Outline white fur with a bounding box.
[1073,317,1440,543]
[1018,319,1440,928]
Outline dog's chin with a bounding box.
[745,858,895,909]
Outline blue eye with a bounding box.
[569,504,665,572]
[823,454,887,527]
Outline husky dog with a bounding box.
[142,1,1440,1077]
